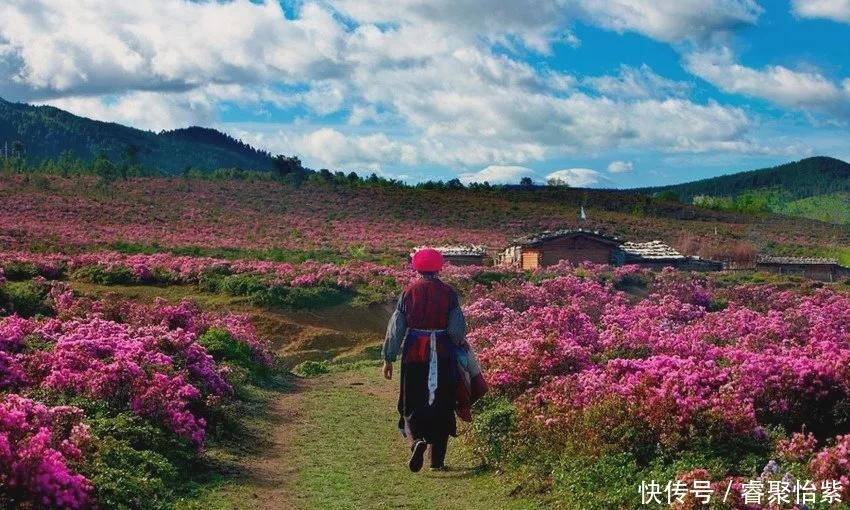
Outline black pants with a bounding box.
[398,333,458,443]
[428,433,449,468]
[398,330,457,468]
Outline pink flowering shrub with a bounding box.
[808,435,850,499]
[465,265,850,506]
[776,431,818,462]
[32,317,216,448]
[469,271,850,443]
[643,266,714,307]
[47,284,271,369]
[0,395,93,509]
[0,250,523,310]
[0,280,274,508]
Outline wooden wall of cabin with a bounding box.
[521,249,540,270]
[538,237,614,266]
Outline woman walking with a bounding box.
[382,247,476,472]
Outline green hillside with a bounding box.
[645,157,850,200]
[641,157,850,223]
[778,192,850,224]
[0,97,274,173]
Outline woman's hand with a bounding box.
[383,361,393,380]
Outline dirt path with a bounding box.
[192,367,543,510]
[181,375,307,510]
[232,379,306,510]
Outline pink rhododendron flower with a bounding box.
[0,395,93,509]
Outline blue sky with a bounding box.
[1,0,850,187]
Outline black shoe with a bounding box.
[408,440,427,473]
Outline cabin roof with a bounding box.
[507,228,622,248]
[417,245,489,257]
[757,255,840,266]
[619,240,685,260]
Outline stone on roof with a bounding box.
[619,240,685,260]
[416,245,488,257]
[757,255,839,265]
[508,228,621,247]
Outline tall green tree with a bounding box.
[271,154,304,178]
[93,152,117,187]
[11,140,24,157]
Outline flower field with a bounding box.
[5,173,850,508]
[0,273,271,508]
[0,249,413,286]
[2,175,848,261]
[465,264,850,508]
[6,245,850,507]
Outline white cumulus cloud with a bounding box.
[45,92,217,131]
[792,0,850,24]
[585,64,691,100]
[0,0,347,101]
[331,0,567,53]
[565,0,763,43]
[607,160,634,173]
[684,47,850,114]
[0,0,809,177]
[242,127,419,171]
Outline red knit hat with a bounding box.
[411,248,444,273]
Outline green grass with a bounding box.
[181,367,544,510]
[67,280,253,308]
[292,368,543,510]
[773,245,850,268]
[823,246,850,267]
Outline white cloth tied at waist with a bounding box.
[409,328,446,406]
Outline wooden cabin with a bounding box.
[756,255,850,282]
[500,229,622,269]
[501,231,723,271]
[614,240,723,271]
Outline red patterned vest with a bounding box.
[402,277,455,329]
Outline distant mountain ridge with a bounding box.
[0,97,273,173]
[3,98,850,226]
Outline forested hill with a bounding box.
[644,157,850,201]
[638,157,850,224]
[0,97,273,173]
